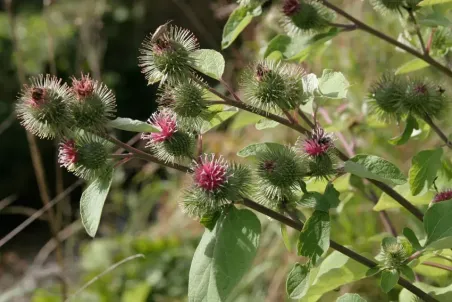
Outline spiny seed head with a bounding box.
[139,24,199,85]
[254,146,307,204]
[68,74,116,132]
[433,189,452,203]
[370,0,404,14]
[402,79,447,119]
[368,73,406,120]
[142,109,195,163]
[194,155,229,192]
[181,155,252,218]
[282,0,334,35]
[143,109,178,143]
[241,60,306,112]
[58,133,112,180]
[377,237,412,269]
[16,75,72,139]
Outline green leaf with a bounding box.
[418,0,452,6]
[403,227,423,251]
[255,118,279,130]
[80,173,113,237]
[395,58,430,75]
[400,265,415,282]
[318,69,350,99]
[121,282,152,302]
[424,200,452,250]
[344,154,407,186]
[230,111,262,130]
[298,183,340,211]
[380,269,399,293]
[188,207,261,302]
[374,182,434,211]
[299,251,369,301]
[190,49,225,80]
[297,211,330,265]
[365,266,381,277]
[264,34,292,58]
[221,6,260,49]
[388,115,418,145]
[409,148,443,196]
[302,73,320,96]
[201,108,238,134]
[289,28,340,62]
[280,223,292,251]
[336,293,367,302]
[200,211,221,231]
[237,142,286,158]
[286,263,310,299]
[109,117,158,133]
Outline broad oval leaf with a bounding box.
[424,200,452,250]
[380,269,399,293]
[409,148,443,196]
[109,117,158,133]
[190,49,225,80]
[201,109,238,134]
[255,118,279,130]
[400,282,452,301]
[395,58,430,75]
[230,111,262,130]
[344,154,407,186]
[418,0,452,5]
[297,211,330,265]
[318,69,349,99]
[222,6,260,49]
[286,263,310,299]
[403,227,423,251]
[80,173,114,237]
[298,183,340,211]
[188,207,261,302]
[336,293,367,302]
[237,142,286,158]
[388,115,418,145]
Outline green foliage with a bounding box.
[80,172,114,237]
[374,182,434,211]
[344,154,407,186]
[109,117,158,133]
[424,200,452,250]
[237,142,286,158]
[318,69,350,99]
[336,293,367,302]
[297,211,330,265]
[408,148,443,195]
[395,59,430,75]
[222,5,261,49]
[286,263,310,299]
[380,269,399,293]
[298,182,340,211]
[189,49,225,80]
[188,207,261,302]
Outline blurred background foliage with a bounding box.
[0,0,451,301]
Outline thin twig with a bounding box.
[66,254,145,301]
[0,195,17,212]
[406,8,427,54]
[0,206,49,221]
[423,115,452,149]
[422,261,452,272]
[426,28,437,55]
[319,0,452,78]
[219,78,241,102]
[297,108,315,129]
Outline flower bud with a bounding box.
[58,133,113,180]
[142,109,195,163]
[432,189,452,203]
[296,128,337,179]
[16,75,72,139]
[241,61,306,113]
[401,79,447,119]
[158,78,209,130]
[181,154,252,217]
[282,0,334,35]
[69,74,116,132]
[139,24,199,85]
[368,73,405,120]
[376,237,412,270]
[254,146,307,207]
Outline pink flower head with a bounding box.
[303,128,333,157]
[28,87,47,107]
[283,0,300,16]
[194,155,229,192]
[144,110,177,143]
[433,190,452,203]
[72,74,95,99]
[58,140,78,167]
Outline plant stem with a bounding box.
[426,28,437,55]
[406,8,427,54]
[318,0,452,78]
[423,115,452,149]
[422,261,452,272]
[327,22,357,31]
